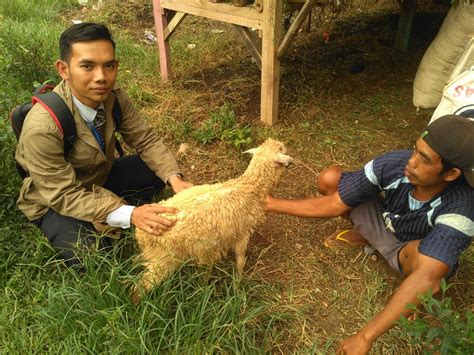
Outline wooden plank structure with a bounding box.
[152,0,318,125]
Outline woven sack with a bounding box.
[413,4,474,109]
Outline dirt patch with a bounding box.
[68,1,473,352]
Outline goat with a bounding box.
[132,138,293,302]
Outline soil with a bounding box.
[68,1,473,352]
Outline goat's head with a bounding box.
[244,138,293,167]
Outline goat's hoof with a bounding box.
[131,289,142,305]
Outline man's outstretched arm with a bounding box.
[266,191,351,218]
[337,253,449,355]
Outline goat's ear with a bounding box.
[274,153,294,167]
[243,148,258,156]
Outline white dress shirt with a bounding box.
[72,96,135,228]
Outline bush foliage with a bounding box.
[193,104,253,149]
[398,280,474,354]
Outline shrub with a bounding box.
[193,104,252,149]
[398,279,474,354]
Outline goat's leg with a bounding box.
[233,233,250,276]
[131,257,181,304]
[196,250,227,283]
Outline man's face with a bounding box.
[405,138,447,187]
[57,39,118,108]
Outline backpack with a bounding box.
[9,82,125,178]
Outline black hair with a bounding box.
[59,22,115,62]
[440,156,457,175]
[439,157,467,185]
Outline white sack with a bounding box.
[431,37,474,123]
[413,4,474,109]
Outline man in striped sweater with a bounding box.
[266,114,473,354]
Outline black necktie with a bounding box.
[93,108,106,151]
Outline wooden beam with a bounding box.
[164,12,187,41]
[162,0,263,29]
[233,25,262,69]
[395,0,417,52]
[153,0,172,81]
[260,0,283,125]
[277,0,316,59]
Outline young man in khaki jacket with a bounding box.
[15,23,192,267]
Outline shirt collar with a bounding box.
[408,190,428,211]
[72,95,105,124]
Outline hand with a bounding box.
[131,203,178,236]
[265,194,275,212]
[336,333,372,355]
[168,174,193,193]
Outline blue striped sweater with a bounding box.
[338,150,474,269]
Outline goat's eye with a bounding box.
[279,146,283,151]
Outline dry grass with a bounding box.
[67,0,473,352]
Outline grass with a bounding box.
[0,1,295,352]
[1,243,288,353]
[1,0,473,353]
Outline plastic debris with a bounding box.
[363,245,376,256]
[323,31,330,44]
[177,143,189,157]
[211,29,224,34]
[92,0,104,11]
[144,30,157,44]
[71,19,83,24]
[187,43,196,50]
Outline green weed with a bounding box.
[398,279,474,354]
[1,0,472,353]
[193,103,252,148]
[0,120,21,222]
[0,5,285,349]
[0,235,290,353]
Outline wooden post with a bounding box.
[260,0,283,125]
[153,0,172,81]
[395,0,417,52]
[278,0,316,59]
[233,25,262,69]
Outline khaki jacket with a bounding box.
[16,81,181,224]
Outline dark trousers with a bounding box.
[34,155,166,267]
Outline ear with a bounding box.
[273,152,294,167]
[56,60,69,80]
[443,167,462,182]
[243,148,258,156]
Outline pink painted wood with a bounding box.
[153,0,171,81]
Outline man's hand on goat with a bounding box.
[168,174,194,194]
[131,203,178,236]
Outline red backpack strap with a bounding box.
[32,92,77,152]
[33,80,56,95]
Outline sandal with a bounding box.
[323,229,369,248]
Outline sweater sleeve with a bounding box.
[338,159,381,208]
